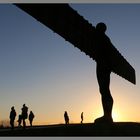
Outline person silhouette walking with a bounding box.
[29,111,35,126]
[64,111,69,124]
[9,106,16,129]
[21,104,28,128]
[94,22,114,123]
[81,112,83,123]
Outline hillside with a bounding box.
[0,122,140,136]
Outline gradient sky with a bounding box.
[0,3,140,126]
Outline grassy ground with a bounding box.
[0,122,140,136]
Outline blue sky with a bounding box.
[0,4,140,125]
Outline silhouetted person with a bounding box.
[21,104,28,128]
[9,106,16,129]
[94,22,113,123]
[29,111,35,126]
[17,114,22,127]
[81,112,83,123]
[64,111,69,124]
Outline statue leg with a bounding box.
[95,63,113,123]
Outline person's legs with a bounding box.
[10,119,12,127]
[10,119,14,129]
[81,117,83,123]
[23,119,26,128]
[66,119,68,124]
[95,63,113,123]
[30,120,33,126]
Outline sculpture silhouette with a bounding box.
[9,106,16,129]
[15,4,136,123]
[94,22,113,123]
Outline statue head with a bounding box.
[96,22,107,33]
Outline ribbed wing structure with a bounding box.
[15,4,136,84]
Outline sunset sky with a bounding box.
[0,3,140,126]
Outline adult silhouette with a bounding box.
[9,106,16,129]
[29,111,35,126]
[81,112,83,123]
[94,22,113,123]
[21,104,28,128]
[64,111,69,124]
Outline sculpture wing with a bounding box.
[15,4,136,84]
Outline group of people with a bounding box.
[64,111,84,124]
[9,104,35,129]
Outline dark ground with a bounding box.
[0,122,140,136]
